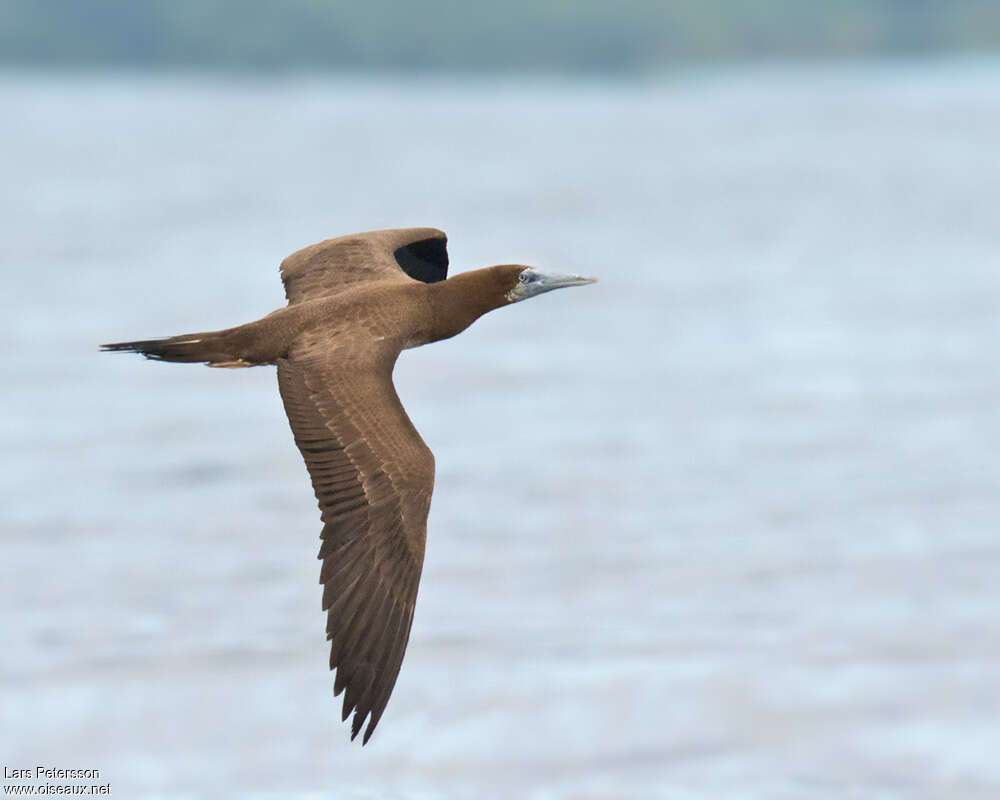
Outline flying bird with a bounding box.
[102,227,595,744]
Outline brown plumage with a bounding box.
[102,227,595,744]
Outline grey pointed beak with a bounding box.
[510,269,598,301]
[536,272,598,290]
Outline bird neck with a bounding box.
[426,267,512,343]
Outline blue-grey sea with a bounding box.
[2,63,999,799]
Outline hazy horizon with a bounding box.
[3,0,999,74]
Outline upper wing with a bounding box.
[276,330,435,744]
[280,227,449,304]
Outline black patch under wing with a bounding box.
[393,237,449,284]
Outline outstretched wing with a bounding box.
[276,330,435,744]
[280,227,449,304]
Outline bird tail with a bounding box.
[100,331,253,368]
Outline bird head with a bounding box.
[504,266,597,303]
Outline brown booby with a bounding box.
[102,227,595,744]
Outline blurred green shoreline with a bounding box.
[3,1,998,73]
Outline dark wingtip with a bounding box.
[350,710,366,741]
[361,719,376,745]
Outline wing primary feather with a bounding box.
[363,607,416,743]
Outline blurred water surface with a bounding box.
[2,64,999,799]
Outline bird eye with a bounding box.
[519,273,529,284]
